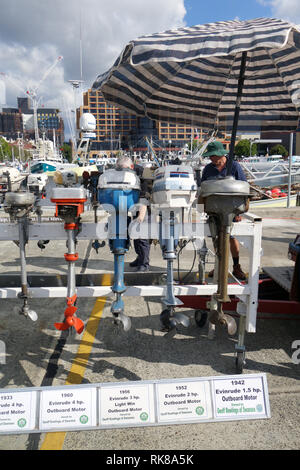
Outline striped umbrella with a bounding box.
[92,18,300,134]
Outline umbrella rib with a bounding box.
[263,46,298,114]
[141,60,200,123]
[213,56,238,130]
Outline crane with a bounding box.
[1,55,63,143]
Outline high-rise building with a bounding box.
[0,97,64,144]
[77,88,232,154]
[78,90,139,151]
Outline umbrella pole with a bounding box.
[226,51,247,176]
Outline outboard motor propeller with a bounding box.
[152,165,197,333]
[98,168,140,331]
[199,176,250,335]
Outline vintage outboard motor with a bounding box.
[152,165,197,332]
[199,176,250,335]
[4,190,37,321]
[50,171,87,334]
[98,168,140,331]
[82,169,105,253]
[27,172,49,250]
[0,167,26,204]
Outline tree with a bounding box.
[269,144,288,157]
[0,137,12,160]
[60,143,72,162]
[234,139,257,157]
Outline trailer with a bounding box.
[176,236,300,373]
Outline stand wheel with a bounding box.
[235,350,246,374]
[194,309,208,328]
[160,308,171,328]
[160,308,177,330]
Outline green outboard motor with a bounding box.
[98,168,140,330]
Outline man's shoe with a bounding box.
[135,265,149,272]
[208,269,214,278]
[129,258,139,267]
[232,264,247,281]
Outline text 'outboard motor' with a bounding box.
[98,168,140,331]
[51,170,87,334]
[152,165,197,333]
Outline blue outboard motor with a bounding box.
[98,168,140,330]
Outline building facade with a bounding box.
[78,90,138,151]
[0,97,64,144]
[77,88,233,155]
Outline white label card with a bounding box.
[156,380,212,422]
[99,383,154,426]
[39,387,97,430]
[0,391,37,432]
[213,376,267,418]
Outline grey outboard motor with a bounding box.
[4,191,38,321]
[199,176,250,335]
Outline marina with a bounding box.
[0,11,300,453]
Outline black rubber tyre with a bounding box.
[160,308,172,328]
[194,309,208,328]
[235,351,246,374]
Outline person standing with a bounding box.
[115,156,151,272]
[200,140,247,281]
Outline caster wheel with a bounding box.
[235,351,246,374]
[160,309,171,328]
[194,309,208,328]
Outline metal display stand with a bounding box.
[0,212,262,338]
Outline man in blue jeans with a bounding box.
[200,140,247,281]
[115,156,151,272]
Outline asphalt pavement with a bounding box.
[0,205,299,451]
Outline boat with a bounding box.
[29,137,77,174]
[238,155,285,172]
[250,194,297,208]
[249,179,300,208]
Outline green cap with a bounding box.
[202,140,227,157]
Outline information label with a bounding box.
[212,376,267,419]
[156,380,211,422]
[0,373,270,434]
[99,383,154,426]
[0,391,37,432]
[39,387,96,430]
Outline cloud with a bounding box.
[256,0,300,23]
[0,0,186,137]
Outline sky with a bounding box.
[0,0,300,141]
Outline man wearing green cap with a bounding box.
[200,140,247,281]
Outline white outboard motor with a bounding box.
[27,173,48,196]
[152,165,197,208]
[0,166,26,203]
[152,165,197,333]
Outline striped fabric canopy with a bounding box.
[92,17,300,132]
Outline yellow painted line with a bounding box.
[40,274,112,450]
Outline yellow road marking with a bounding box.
[40,274,111,450]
